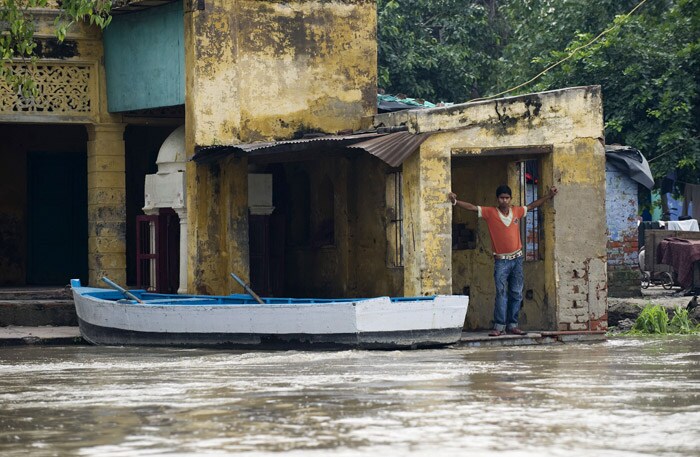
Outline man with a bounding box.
[448,184,557,336]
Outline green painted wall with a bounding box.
[104,2,185,112]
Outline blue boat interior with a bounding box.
[70,279,436,305]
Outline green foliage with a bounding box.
[631,304,669,334]
[1,0,112,96]
[668,307,699,334]
[378,0,699,183]
[506,0,699,182]
[54,0,112,41]
[627,305,700,335]
[377,0,504,102]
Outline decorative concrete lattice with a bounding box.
[0,63,93,114]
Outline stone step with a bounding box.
[0,326,83,346]
[0,287,72,301]
[0,300,77,327]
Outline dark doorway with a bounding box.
[249,212,285,296]
[27,151,87,285]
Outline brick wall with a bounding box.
[606,166,641,297]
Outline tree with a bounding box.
[495,0,699,182]
[0,0,112,95]
[377,0,504,102]
[377,0,699,182]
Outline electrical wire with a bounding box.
[469,0,652,103]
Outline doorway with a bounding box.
[27,151,88,285]
[450,153,551,330]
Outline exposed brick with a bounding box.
[589,314,608,330]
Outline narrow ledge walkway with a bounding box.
[0,327,607,347]
[456,330,607,347]
[0,326,82,346]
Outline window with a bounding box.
[517,160,542,261]
[386,171,404,267]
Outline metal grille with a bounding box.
[518,161,542,261]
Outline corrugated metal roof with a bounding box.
[191,131,429,167]
[191,133,380,164]
[347,131,432,167]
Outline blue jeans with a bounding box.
[493,256,524,331]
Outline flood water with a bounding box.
[1,337,699,457]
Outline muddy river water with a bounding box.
[1,337,698,456]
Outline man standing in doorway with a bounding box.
[448,185,557,336]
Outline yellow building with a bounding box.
[0,1,607,332]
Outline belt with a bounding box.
[494,250,523,260]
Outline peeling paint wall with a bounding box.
[402,140,452,296]
[374,86,606,331]
[606,166,641,297]
[350,154,404,296]
[184,0,377,294]
[552,137,607,330]
[186,157,249,295]
[184,0,377,148]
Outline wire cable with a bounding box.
[469,0,652,102]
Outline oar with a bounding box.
[101,277,144,304]
[230,272,265,304]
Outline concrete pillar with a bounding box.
[402,142,453,296]
[86,123,127,287]
[551,138,608,330]
[186,156,249,295]
[174,208,188,294]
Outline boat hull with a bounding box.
[77,319,463,349]
[71,284,468,350]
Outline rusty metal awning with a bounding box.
[346,131,432,167]
[191,131,431,167]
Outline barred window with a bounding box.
[517,160,542,261]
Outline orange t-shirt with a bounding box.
[477,206,527,255]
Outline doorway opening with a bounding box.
[27,151,88,285]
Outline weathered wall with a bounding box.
[402,137,452,296]
[552,137,607,330]
[374,86,606,331]
[606,165,641,297]
[349,154,404,297]
[86,123,127,286]
[186,157,249,295]
[184,0,377,147]
[184,0,377,294]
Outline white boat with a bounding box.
[70,279,469,349]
